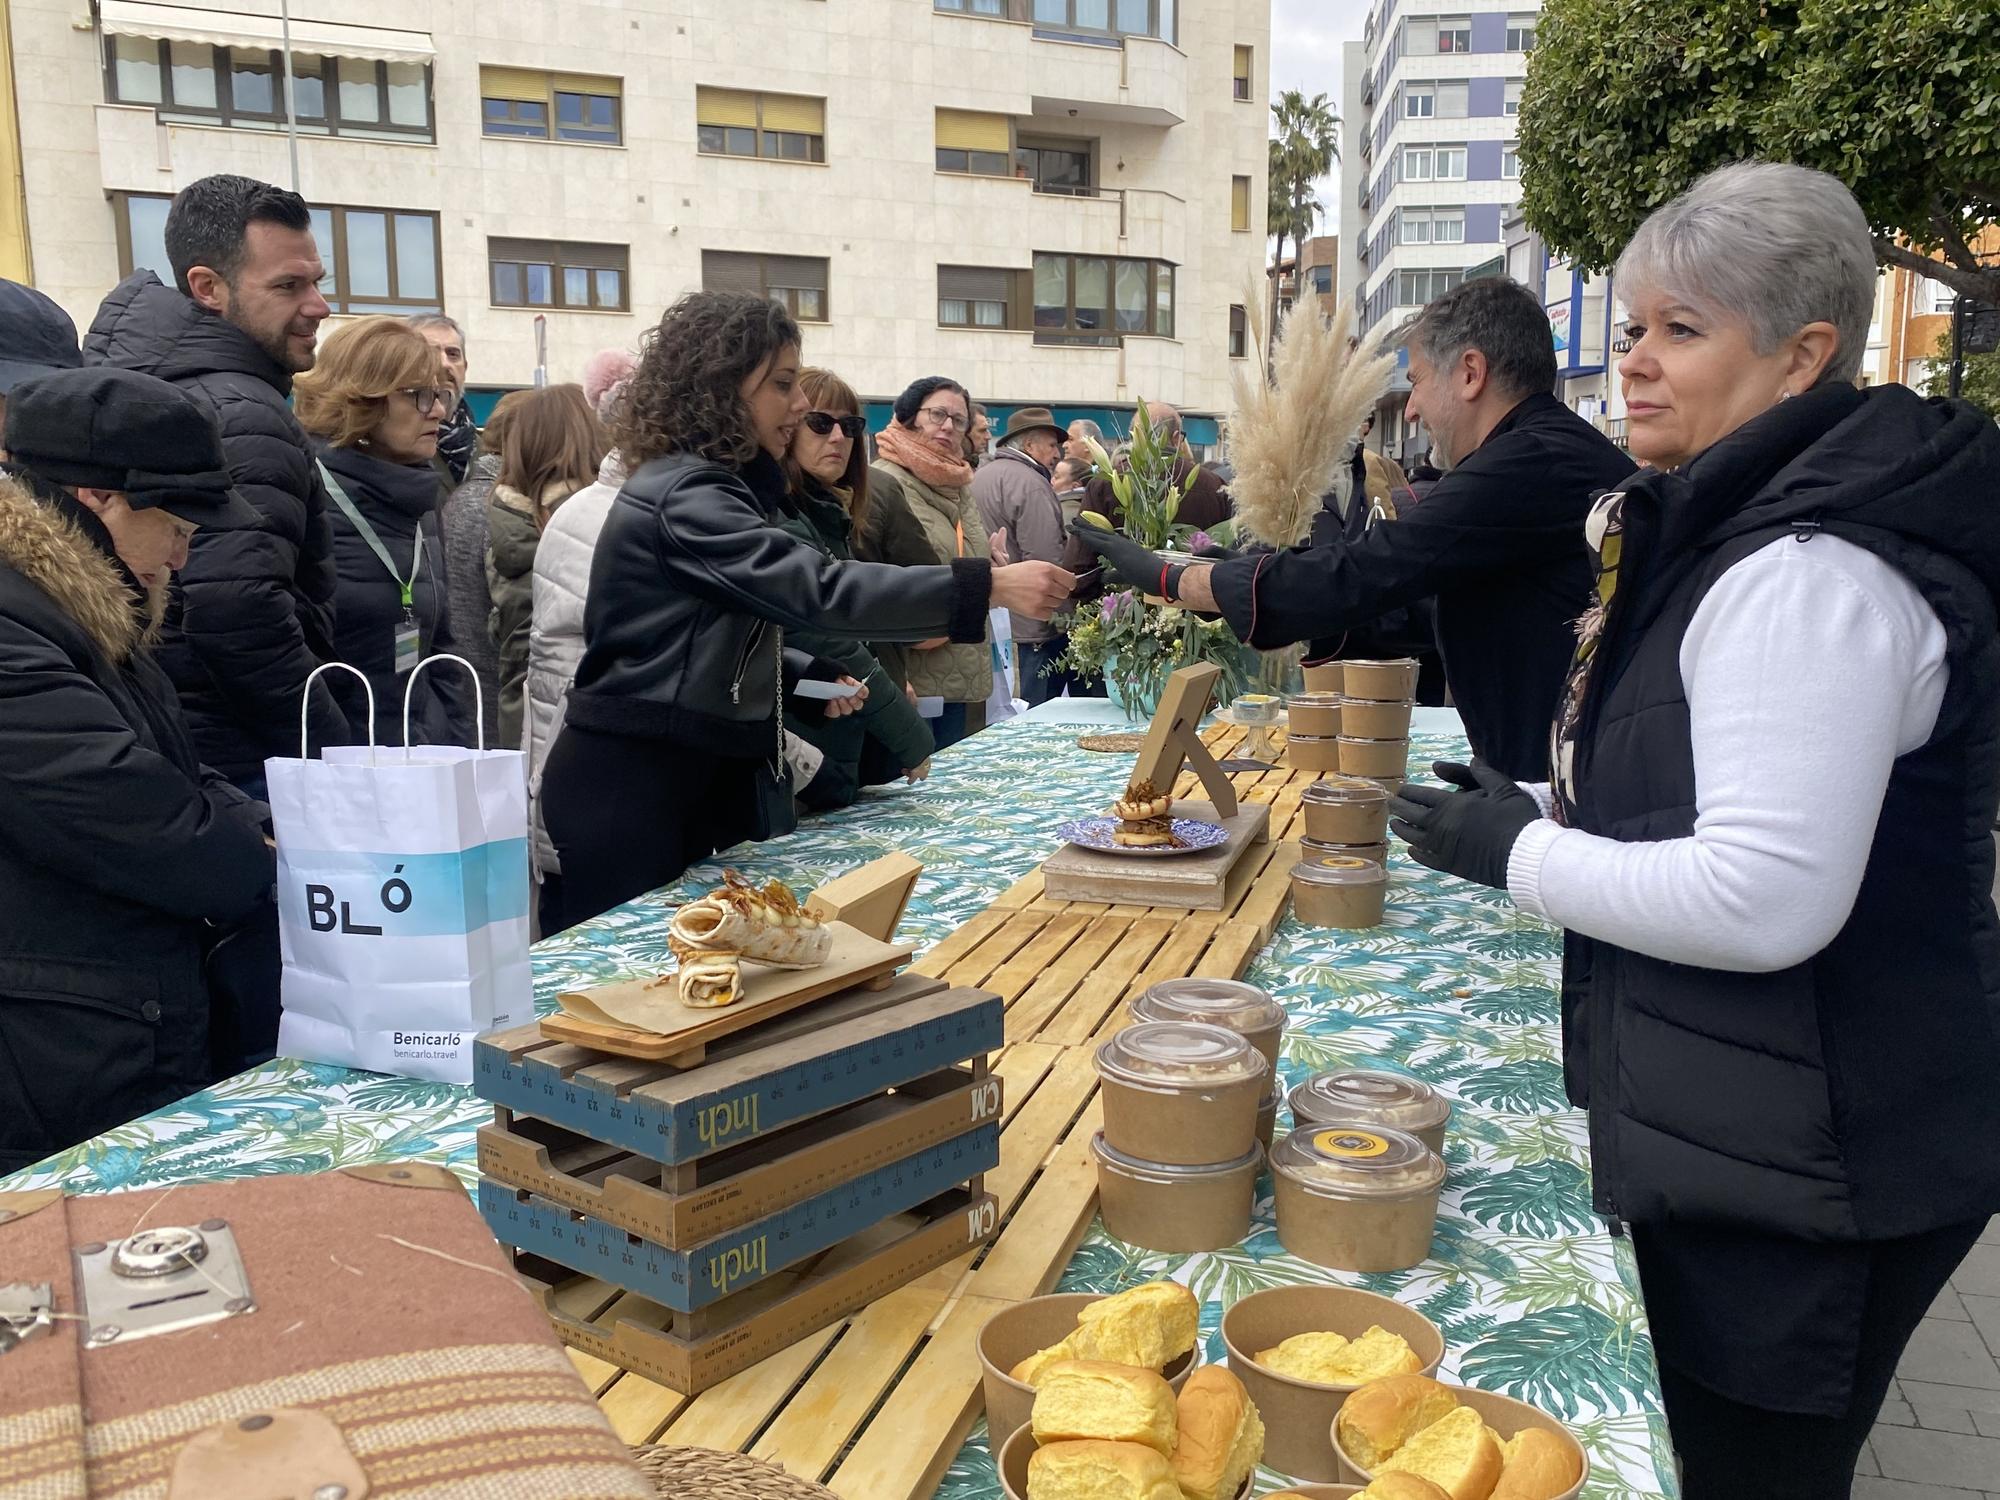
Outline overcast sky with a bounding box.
[1267,0,1370,242]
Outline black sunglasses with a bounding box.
[802,411,866,439]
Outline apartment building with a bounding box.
[6,0,1269,435]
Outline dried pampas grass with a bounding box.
[1225,291,1397,549]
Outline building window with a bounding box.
[1397,268,1462,306]
[103,36,433,140]
[1228,303,1247,358]
[1507,15,1537,50]
[938,265,1029,329]
[1435,145,1467,180]
[1402,146,1432,182]
[702,250,830,322]
[1504,79,1524,116]
[1436,15,1472,51]
[1398,207,1465,246]
[697,88,827,162]
[1309,264,1333,294]
[1437,81,1470,118]
[489,238,628,311]
[1403,16,1469,54]
[1407,144,1465,181]
[1026,0,1176,43]
[1923,277,1957,315]
[1233,45,1253,101]
[1016,139,1094,196]
[1501,143,1520,179]
[1032,251,1174,344]
[1404,84,1434,119]
[1231,175,1251,232]
[936,0,1008,13]
[481,68,622,144]
[935,109,1012,176]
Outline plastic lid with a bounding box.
[1092,1131,1263,1179]
[1290,1069,1451,1133]
[1344,658,1418,669]
[1337,736,1405,746]
[1095,1021,1267,1088]
[1301,779,1388,806]
[1341,695,1416,708]
[1269,1124,1444,1199]
[1301,837,1386,857]
[1132,978,1286,1039]
[1292,856,1387,887]
[1283,692,1344,708]
[1287,733,1338,744]
[1231,694,1281,721]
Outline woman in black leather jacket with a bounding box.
[540,292,1074,928]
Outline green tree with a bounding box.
[1918,326,2000,418]
[1268,90,1339,348]
[1519,0,2000,304]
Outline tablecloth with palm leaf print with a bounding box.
[0,716,1674,1499]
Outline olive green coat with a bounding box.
[863,459,993,704]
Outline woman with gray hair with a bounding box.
[1392,160,2000,1493]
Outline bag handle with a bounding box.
[402,653,487,750]
[301,662,376,762]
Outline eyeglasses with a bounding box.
[397,387,450,414]
[803,411,866,440]
[916,406,967,432]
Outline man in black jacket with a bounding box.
[1071,278,1635,779]
[86,173,344,793]
[0,367,275,1172]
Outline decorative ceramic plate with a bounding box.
[1056,817,1231,857]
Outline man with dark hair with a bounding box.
[86,172,344,791]
[0,280,82,450]
[1070,277,1634,777]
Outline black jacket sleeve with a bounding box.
[655,472,992,645]
[1208,430,1595,650]
[0,616,275,922]
[180,388,347,757]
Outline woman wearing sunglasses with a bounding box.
[778,368,936,809]
[862,376,992,750]
[293,316,476,747]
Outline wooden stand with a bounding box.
[1041,664,1273,910]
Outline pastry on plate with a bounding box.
[1111,779,1176,847]
[670,869,832,969]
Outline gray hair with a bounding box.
[1068,418,1103,442]
[1405,276,1557,398]
[407,312,465,348]
[1615,160,1875,386]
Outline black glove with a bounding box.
[1069,520,1170,596]
[1387,760,1540,892]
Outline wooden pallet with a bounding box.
[572,721,1323,1496]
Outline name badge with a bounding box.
[393,612,421,676]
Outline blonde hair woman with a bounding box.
[294,315,476,746]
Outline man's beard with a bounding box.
[240,314,315,374]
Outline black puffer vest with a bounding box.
[1560,384,2000,1242]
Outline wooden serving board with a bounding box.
[1039,798,1273,911]
[541,923,915,1062]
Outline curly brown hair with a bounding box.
[613,292,802,468]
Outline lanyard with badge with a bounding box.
[318,460,423,675]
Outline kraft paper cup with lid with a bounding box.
[977,1291,1198,1451]
[1093,1134,1262,1253]
[1292,857,1388,930]
[1284,691,1344,737]
[1094,1021,1268,1165]
[1301,836,1390,869]
[1287,732,1343,773]
[1342,658,1419,701]
[1337,736,1410,779]
[1301,779,1390,845]
[1302,660,1344,693]
[1334,1383,1590,1497]
[1290,1068,1453,1156]
[1256,1079,1281,1150]
[1271,1125,1445,1273]
[1340,697,1415,740]
[1131,977,1286,1069]
[1222,1284,1446,1481]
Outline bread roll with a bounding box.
[1031,1360,1179,1455]
[1070,1282,1200,1370]
[1358,1477,1454,1500]
[1027,1439,1182,1500]
[1374,1407,1505,1500]
[1253,1330,1350,1381]
[1490,1428,1582,1500]
[1334,1374,1460,1470]
[1012,1338,1079,1386]
[1324,1326,1424,1384]
[1169,1366,1265,1500]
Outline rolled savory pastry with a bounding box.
[677,950,743,1008]
[670,869,831,969]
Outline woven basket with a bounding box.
[630,1445,838,1499]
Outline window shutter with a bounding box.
[553,72,619,99]
[697,87,759,128]
[490,236,557,264]
[762,255,828,291]
[759,93,824,134]
[935,108,1010,153]
[1233,45,1251,80]
[558,241,626,270]
[1231,175,1249,230]
[938,265,1010,302]
[702,250,764,294]
[480,66,548,103]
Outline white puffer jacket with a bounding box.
[524,451,626,875]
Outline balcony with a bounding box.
[933,4,1185,127]
[930,171,1185,264]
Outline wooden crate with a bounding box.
[563,721,1329,1496]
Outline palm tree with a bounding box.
[1267,90,1340,352]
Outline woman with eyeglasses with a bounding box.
[779,368,936,809]
[863,376,993,749]
[293,316,476,747]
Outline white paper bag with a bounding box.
[265,660,532,1082]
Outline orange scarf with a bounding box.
[875,419,975,493]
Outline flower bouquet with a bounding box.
[1056,589,1251,720]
